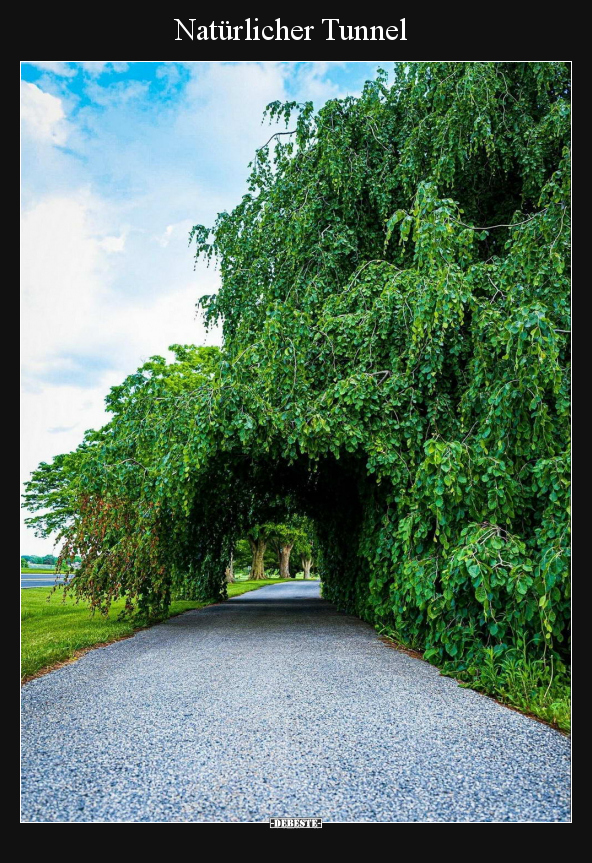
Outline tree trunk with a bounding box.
[225,552,235,583]
[279,543,293,579]
[301,556,312,579]
[249,537,267,580]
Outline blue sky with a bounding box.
[21,61,387,554]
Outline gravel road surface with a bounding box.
[21,581,570,822]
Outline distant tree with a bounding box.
[294,523,315,580]
[246,524,272,580]
[267,523,298,579]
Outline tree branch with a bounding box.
[450,207,549,231]
[257,130,297,151]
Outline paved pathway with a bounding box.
[21,576,65,589]
[21,581,570,822]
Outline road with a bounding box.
[21,576,65,589]
[21,581,570,822]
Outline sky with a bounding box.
[20,60,387,555]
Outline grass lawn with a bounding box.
[21,568,58,574]
[21,579,291,682]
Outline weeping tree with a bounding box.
[24,63,570,715]
[24,345,225,614]
[191,61,570,671]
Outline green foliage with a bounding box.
[24,63,570,715]
[461,647,570,733]
[234,538,254,571]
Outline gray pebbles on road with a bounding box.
[21,581,570,823]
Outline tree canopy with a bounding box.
[24,63,570,683]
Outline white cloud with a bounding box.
[78,61,129,75]
[99,234,126,252]
[21,81,69,146]
[20,191,221,554]
[290,61,347,101]
[21,192,106,380]
[21,191,220,382]
[24,61,76,77]
[24,61,130,77]
[156,224,175,247]
[20,378,116,555]
[181,62,287,150]
[84,79,149,107]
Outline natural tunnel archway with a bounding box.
[25,62,570,707]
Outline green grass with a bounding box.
[456,647,571,734]
[21,568,58,575]
[21,579,291,681]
